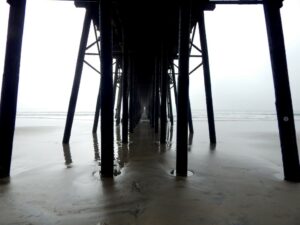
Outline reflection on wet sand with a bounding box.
[166,124,173,143]
[115,126,129,172]
[115,124,121,143]
[187,132,194,152]
[62,144,72,168]
[210,143,216,151]
[188,132,194,146]
[117,144,129,169]
[91,126,130,176]
[159,142,167,153]
[61,122,173,175]
[92,133,100,161]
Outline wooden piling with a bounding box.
[188,98,194,134]
[99,0,114,177]
[154,58,160,134]
[92,80,102,133]
[0,0,27,178]
[198,10,216,144]
[122,34,129,143]
[63,9,91,143]
[115,73,123,126]
[171,64,178,109]
[129,58,135,133]
[160,47,167,144]
[263,0,300,182]
[150,76,155,128]
[167,80,174,126]
[113,60,119,107]
[176,1,191,176]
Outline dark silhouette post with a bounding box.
[92,18,102,134]
[122,34,129,143]
[129,58,135,133]
[62,144,73,166]
[115,75,123,126]
[99,0,114,177]
[132,76,138,129]
[160,47,167,144]
[63,9,91,143]
[263,0,300,182]
[150,76,155,128]
[198,10,216,144]
[113,60,119,107]
[176,1,191,176]
[154,58,160,134]
[171,64,178,109]
[92,80,102,133]
[188,98,194,134]
[92,133,100,161]
[0,0,27,178]
[167,82,174,126]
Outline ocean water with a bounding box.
[11,109,300,179]
[16,110,300,122]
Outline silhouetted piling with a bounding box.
[188,98,194,134]
[113,60,119,107]
[0,0,27,178]
[160,47,167,144]
[63,9,91,143]
[167,82,174,126]
[198,10,216,144]
[91,19,102,135]
[122,34,129,143]
[176,1,191,176]
[263,0,300,182]
[92,80,102,133]
[154,58,160,134]
[99,0,114,177]
[171,64,178,109]
[150,77,155,128]
[129,58,135,133]
[115,74,123,126]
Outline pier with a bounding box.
[1,0,300,223]
[1,0,299,181]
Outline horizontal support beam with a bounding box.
[85,52,99,56]
[210,0,263,4]
[72,0,263,10]
[72,0,263,4]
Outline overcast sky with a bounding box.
[0,0,300,113]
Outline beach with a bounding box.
[0,112,300,225]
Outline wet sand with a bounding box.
[1,117,300,225]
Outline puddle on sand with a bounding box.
[92,159,123,180]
